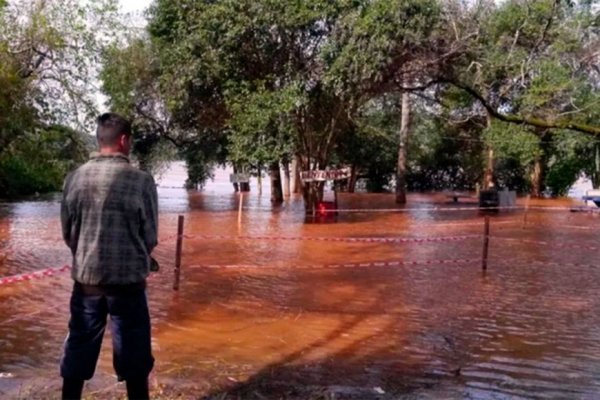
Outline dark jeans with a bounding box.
[60,282,154,382]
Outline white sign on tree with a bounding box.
[300,168,351,182]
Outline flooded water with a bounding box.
[1,163,600,399]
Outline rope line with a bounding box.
[180,234,481,244]
[491,236,600,251]
[0,265,167,287]
[189,258,481,270]
[0,265,70,286]
[242,205,599,213]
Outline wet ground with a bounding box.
[1,166,600,399]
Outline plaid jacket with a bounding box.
[61,152,158,285]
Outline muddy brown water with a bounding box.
[1,172,600,399]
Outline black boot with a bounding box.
[126,378,149,400]
[62,378,84,400]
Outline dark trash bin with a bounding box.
[479,189,499,209]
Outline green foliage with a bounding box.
[227,84,299,169]
[545,157,582,196]
[1,0,123,128]
[325,0,441,95]
[0,155,62,197]
[101,0,600,199]
[0,125,92,198]
[545,131,600,195]
[101,39,159,117]
[0,0,123,197]
[144,0,447,200]
[483,121,541,166]
[181,141,217,189]
[334,98,400,192]
[132,132,178,177]
[494,158,531,193]
[407,113,485,191]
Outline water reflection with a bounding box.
[0,168,599,398]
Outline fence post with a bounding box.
[173,215,184,291]
[482,216,490,271]
[238,192,244,226]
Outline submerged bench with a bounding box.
[446,193,473,203]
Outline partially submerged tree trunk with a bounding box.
[530,130,551,197]
[348,164,358,193]
[257,166,262,195]
[232,165,240,192]
[530,155,543,197]
[395,90,411,204]
[298,156,325,214]
[484,147,495,190]
[270,161,284,203]
[593,144,600,189]
[282,160,291,197]
[292,155,302,194]
[483,113,495,190]
[302,181,325,214]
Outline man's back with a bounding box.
[60,113,155,400]
[61,152,158,285]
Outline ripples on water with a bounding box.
[1,165,600,398]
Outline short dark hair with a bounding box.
[96,112,132,146]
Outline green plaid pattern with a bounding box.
[61,153,158,285]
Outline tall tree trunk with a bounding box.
[395,90,411,204]
[257,166,262,195]
[282,160,291,197]
[302,181,324,214]
[348,164,358,193]
[299,156,325,215]
[593,144,600,189]
[484,113,495,190]
[484,148,495,190]
[232,165,240,192]
[530,155,543,197]
[270,161,284,203]
[292,155,302,194]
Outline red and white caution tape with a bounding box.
[538,261,600,269]
[244,205,597,213]
[491,236,600,251]
[0,265,165,286]
[523,221,597,231]
[0,265,70,286]
[189,258,480,270]
[182,234,481,244]
[506,260,600,269]
[418,219,519,228]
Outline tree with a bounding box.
[444,0,600,138]
[333,95,400,193]
[146,0,447,211]
[0,0,121,197]
[1,0,122,128]
[0,124,92,197]
[227,85,297,202]
[100,0,600,203]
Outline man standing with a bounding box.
[60,113,158,400]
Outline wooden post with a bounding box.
[522,194,531,228]
[238,192,244,225]
[482,216,490,271]
[173,215,184,291]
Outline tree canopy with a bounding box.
[0,0,120,197]
[3,0,600,201]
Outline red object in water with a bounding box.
[317,201,336,216]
